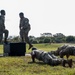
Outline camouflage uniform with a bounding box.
[59,45,75,59]
[19,17,31,42]
[51,44,69,56]
[31,48,72,67]
[19,12,33,50]
[0,15,8,43]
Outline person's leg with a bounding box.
[24,31,33,50]
[62,59,66,67]
[3,29,9,43]
[20,30,25,42]
[47,53,73,67]
[67,59,72,68]
[62,59,72,68]
[0,34,3,43]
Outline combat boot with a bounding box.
[28,44,33,50]
[62,59,66,67]
[67,59,72,68]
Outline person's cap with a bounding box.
[1,10,5,14]
[19,12,24,16]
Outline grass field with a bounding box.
[0,43,75,75]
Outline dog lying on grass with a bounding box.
[31,47,72,68]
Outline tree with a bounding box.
[53,33,66,43]
[66,36,75,43]
[53,33,65,38]
[43,38,51,43]
[40,33,52,37]
[8,36,20,43]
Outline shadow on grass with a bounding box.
[28,61,46,65]
[28,61,74,68]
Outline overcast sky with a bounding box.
[0,0,75,37]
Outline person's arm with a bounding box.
[1,18,5,30]
[23,18,30,29]
[3,20,5,29]
[19,24,21,30]
[19,20,21,30]
[31,51,36,62]
[25,18,29,24]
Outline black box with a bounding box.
[4,43,26,56]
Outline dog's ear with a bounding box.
[32,47,37,51]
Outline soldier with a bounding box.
[31,47,72,68]
[59,45,75,59]
[19,12,33,50]
[51,44,69,56]
[0,10,9,44]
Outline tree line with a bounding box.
[6,33,75,44]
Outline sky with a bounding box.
[0,0,75,37]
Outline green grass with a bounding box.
[0,43,75,75]
[26,43,62,53]
[0,45,3,53]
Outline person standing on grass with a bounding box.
[0,10,9,44]
[19,12,33,50]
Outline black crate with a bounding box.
[4,43,26,56]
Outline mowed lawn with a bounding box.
[0,43,75,75]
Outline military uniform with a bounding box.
[59,45,75,59]
[19,17,31,42]
[19,13,33,50]
[20,18,30,38]
[51,44,69,56]
[0,15,8,43]
[31,48,72,67]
